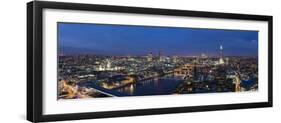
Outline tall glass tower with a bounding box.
[219,45,224,64]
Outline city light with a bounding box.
[57,23,258,99]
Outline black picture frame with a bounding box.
[27,1,273,122]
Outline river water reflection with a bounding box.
[115,75,184,96]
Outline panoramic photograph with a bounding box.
[57,22,259,100]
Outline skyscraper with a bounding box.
[158,50,164,62]
[219,45,224,64]
[147,52,153,62]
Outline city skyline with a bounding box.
[58,23,258,57]
[58,22,259,99]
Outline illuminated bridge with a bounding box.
[89,84,130,97]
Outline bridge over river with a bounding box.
[81,82,130,97]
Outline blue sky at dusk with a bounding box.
[58,23,258,56]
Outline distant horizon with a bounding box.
[58,22,258,57]
[58,52,258,58]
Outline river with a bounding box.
[115,75,184,96]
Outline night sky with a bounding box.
[58,23,258,57]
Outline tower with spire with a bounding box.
[219,44,224,64]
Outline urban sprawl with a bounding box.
[58,45,258,99]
